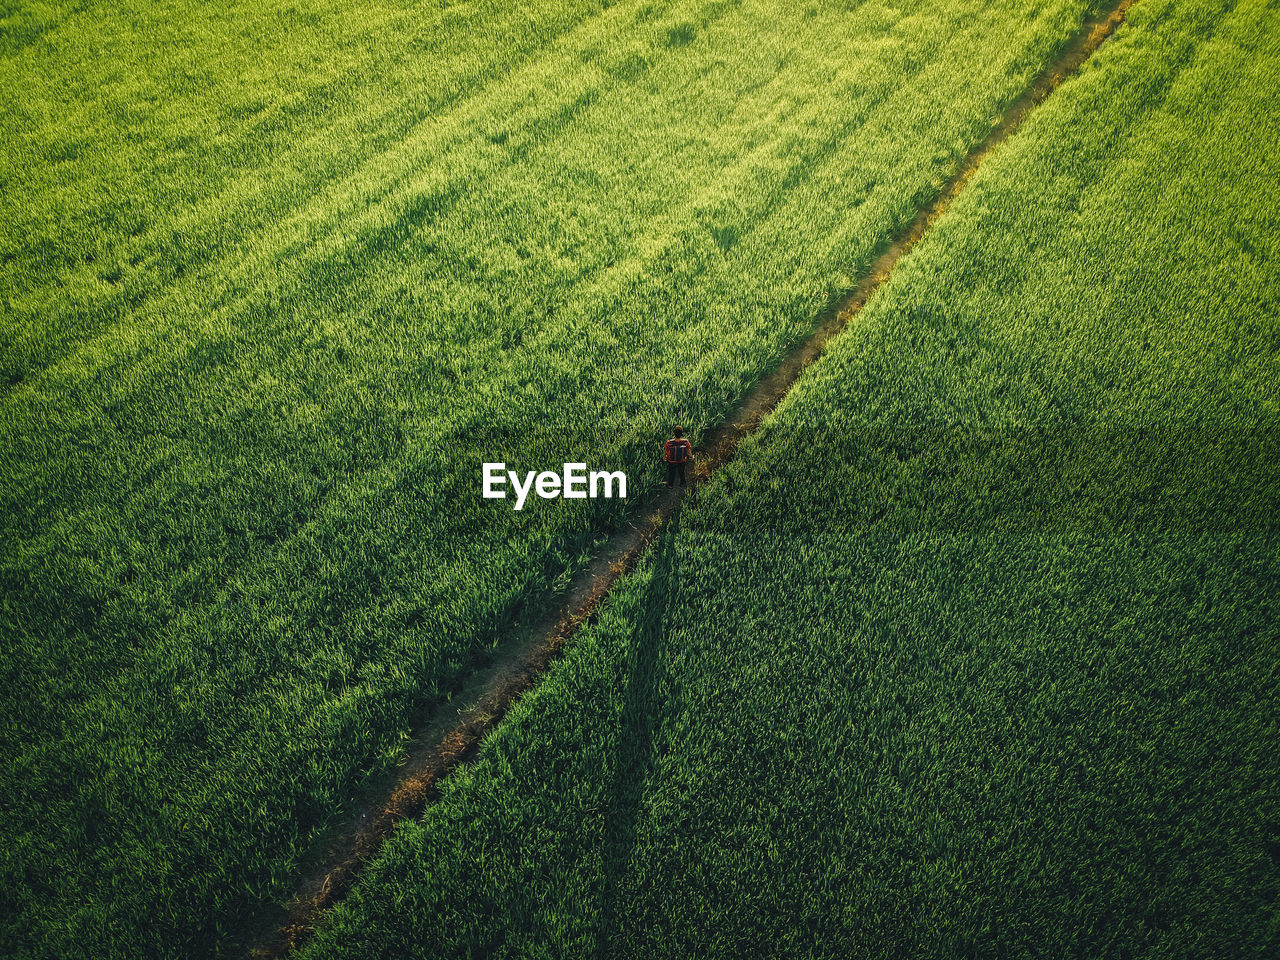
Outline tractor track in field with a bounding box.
[249,0,1138,954]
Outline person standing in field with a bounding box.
[663,425,693,486]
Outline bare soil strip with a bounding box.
[250,1,1137,954]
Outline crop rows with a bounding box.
[1,0,1109,955]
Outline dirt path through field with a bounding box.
[248,1,1138,953]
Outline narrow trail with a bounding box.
[249,1,1138,954]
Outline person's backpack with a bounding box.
[670,439,689,463]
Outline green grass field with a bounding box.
[2,0,1124,953]
[293,0,1280,955]
[4,0,1277,955]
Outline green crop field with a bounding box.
[292,0,1279,956]
[1,0,1127,953]
[3,0,1277,956]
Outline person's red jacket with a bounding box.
[663,438,692,464]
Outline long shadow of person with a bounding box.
[593,507,683,959]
